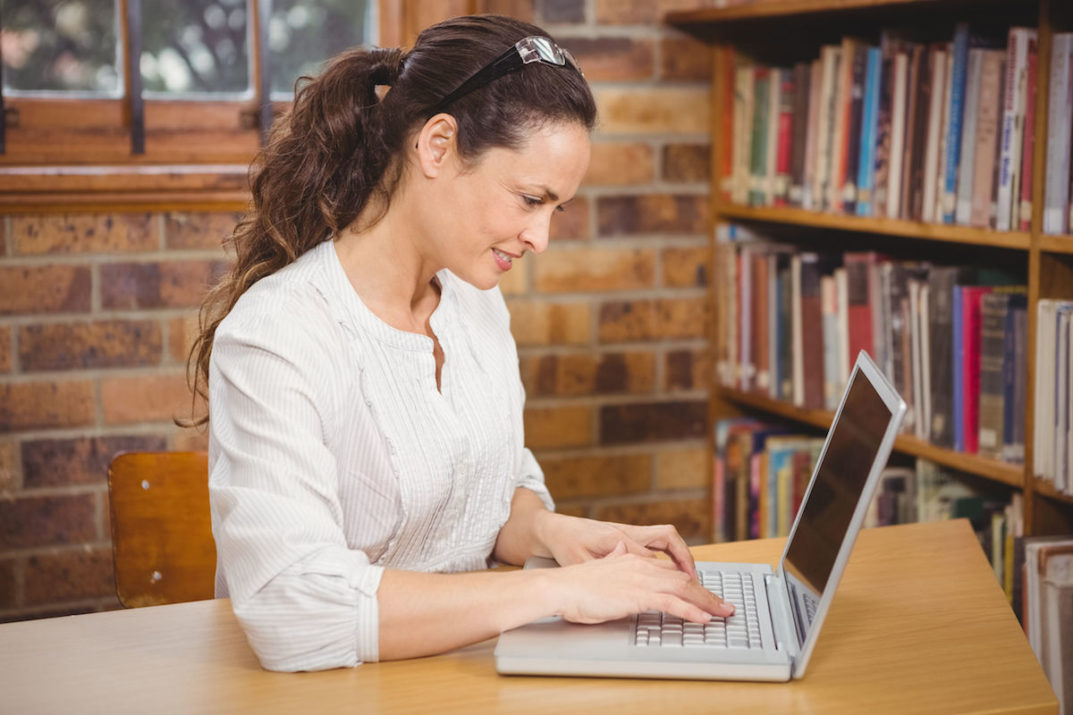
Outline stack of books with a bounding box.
[718,24,1073,234]
[715,223,1028,462]
[1034,299,1073,495]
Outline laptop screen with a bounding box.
[782,366,894,601]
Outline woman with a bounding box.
[189,14,732,672]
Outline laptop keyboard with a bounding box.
[633,571,763,649]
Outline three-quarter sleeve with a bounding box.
[208,290,383,671]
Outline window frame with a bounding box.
[0,0,413,211]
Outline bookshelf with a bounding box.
[668,0,1073,538]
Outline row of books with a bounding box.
[1034,299,1073,494]
[720,24,1073,234]
[1022,535,1073,714]
[712,415,1019,574]
[715,223,1028,463]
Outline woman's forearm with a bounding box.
[491,487,558,565]
[376,567,557,660]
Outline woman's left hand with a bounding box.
[534,511,699,580]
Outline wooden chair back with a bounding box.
[107,451,216,608]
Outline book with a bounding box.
[928,266,971,448]
[887,49,910,219]
[789,61,811,207]
[1016,35,1038,232]
[996,28,1037,231]
[842,42,870,213]
[957,285,994,453]
[1004,295,1028,463]
[1044,33,1073,235]
[872,35,897,219]
[856,46,882,217]
[732,63,755,205]
[802,58,823,210]
[942,24,970,224]
[774,68,795,206]
[816,45,842,211]
[978,292,1012,456]
[955,48,983,225]
[906,44,933,220]
[922,43,948,224]
[971,50,1005,228]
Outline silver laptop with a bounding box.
[496,350,907,681]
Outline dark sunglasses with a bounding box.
[426,35,582,117]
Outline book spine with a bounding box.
[803,58,823,211]
[942,24,970,224]
[789,62,811,207]
[720,46,736,202]
[971,51,1004,228]
[831,40,855,212]
[888,51,909,219]
[997,28,1035,231]
[775,69,795,206]
[1017,37,1038,231]
[857,47,882,217]
[978,293,1009,456]
[1044,34,1073,234]
[956,49,983,225]
[733,65,754,205]
[766,72,781,206]
[843,44,869,214]
[749,69,770,207]
[922,45,948,224]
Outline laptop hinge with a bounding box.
[765,572,801,663]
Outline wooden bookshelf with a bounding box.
[720,387,1025,487]
[669,0,1073,539]
[716,203,1032,250]
[1037,234,1073,254]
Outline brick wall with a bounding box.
[0,0,714,621]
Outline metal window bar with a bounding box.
[126,0,146,154]
[257,0,273,145]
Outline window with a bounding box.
[0,0,383,203]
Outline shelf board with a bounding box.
[1033,477,1073,506]
[715,203,1032,250]
[718,386,1025,487]
[667,0,952,25]
[1038,234,1073,254]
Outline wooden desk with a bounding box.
[0,520,1057,714]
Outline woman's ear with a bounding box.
[415,113,458,178]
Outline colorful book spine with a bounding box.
[997,28,1036,231]
[942,24,970,224]
[857,46,882,217]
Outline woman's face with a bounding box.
[430,120,591,290]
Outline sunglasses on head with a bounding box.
[426,35,582,117]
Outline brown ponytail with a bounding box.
[185,15,596,426]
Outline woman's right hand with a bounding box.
[549,542,735,625]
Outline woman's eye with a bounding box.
[521,195,542,207]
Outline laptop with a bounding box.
[495,350,907,681]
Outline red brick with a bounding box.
[0,265,91,316]
[164,211,242,250]
[656,447,710,490]
[536,0,584,22]
[0,381,95,431]
[100,372,195,425]
[520,351,655,396]
[595,87,709,134]
[593,496,711,541]
[476,0,534,21]
[0,494,97,549]
[0,442,16,493]
[666,347,711,392]
[168,313,200,364]
[18,320,162,371]
[663,245,710,287]
[533,247,656,293]
[23,547,116,607]
[549,195,590,241]
[100,260,229,310]
[22,435,169,489]
[0,326,10,372]
[597,194,708,236]
[598,297,709,343]
[12,214,157,255]
[542,453,651,499]
[507,300,591,346]
[585,143,655,186]
[660,33,713,81]
[600,400,707,444]
[524,406,593,449]
[663,143,711,183]
[561,37,654,82]
[0,558,15,609]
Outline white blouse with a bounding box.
[208,239,553,672]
